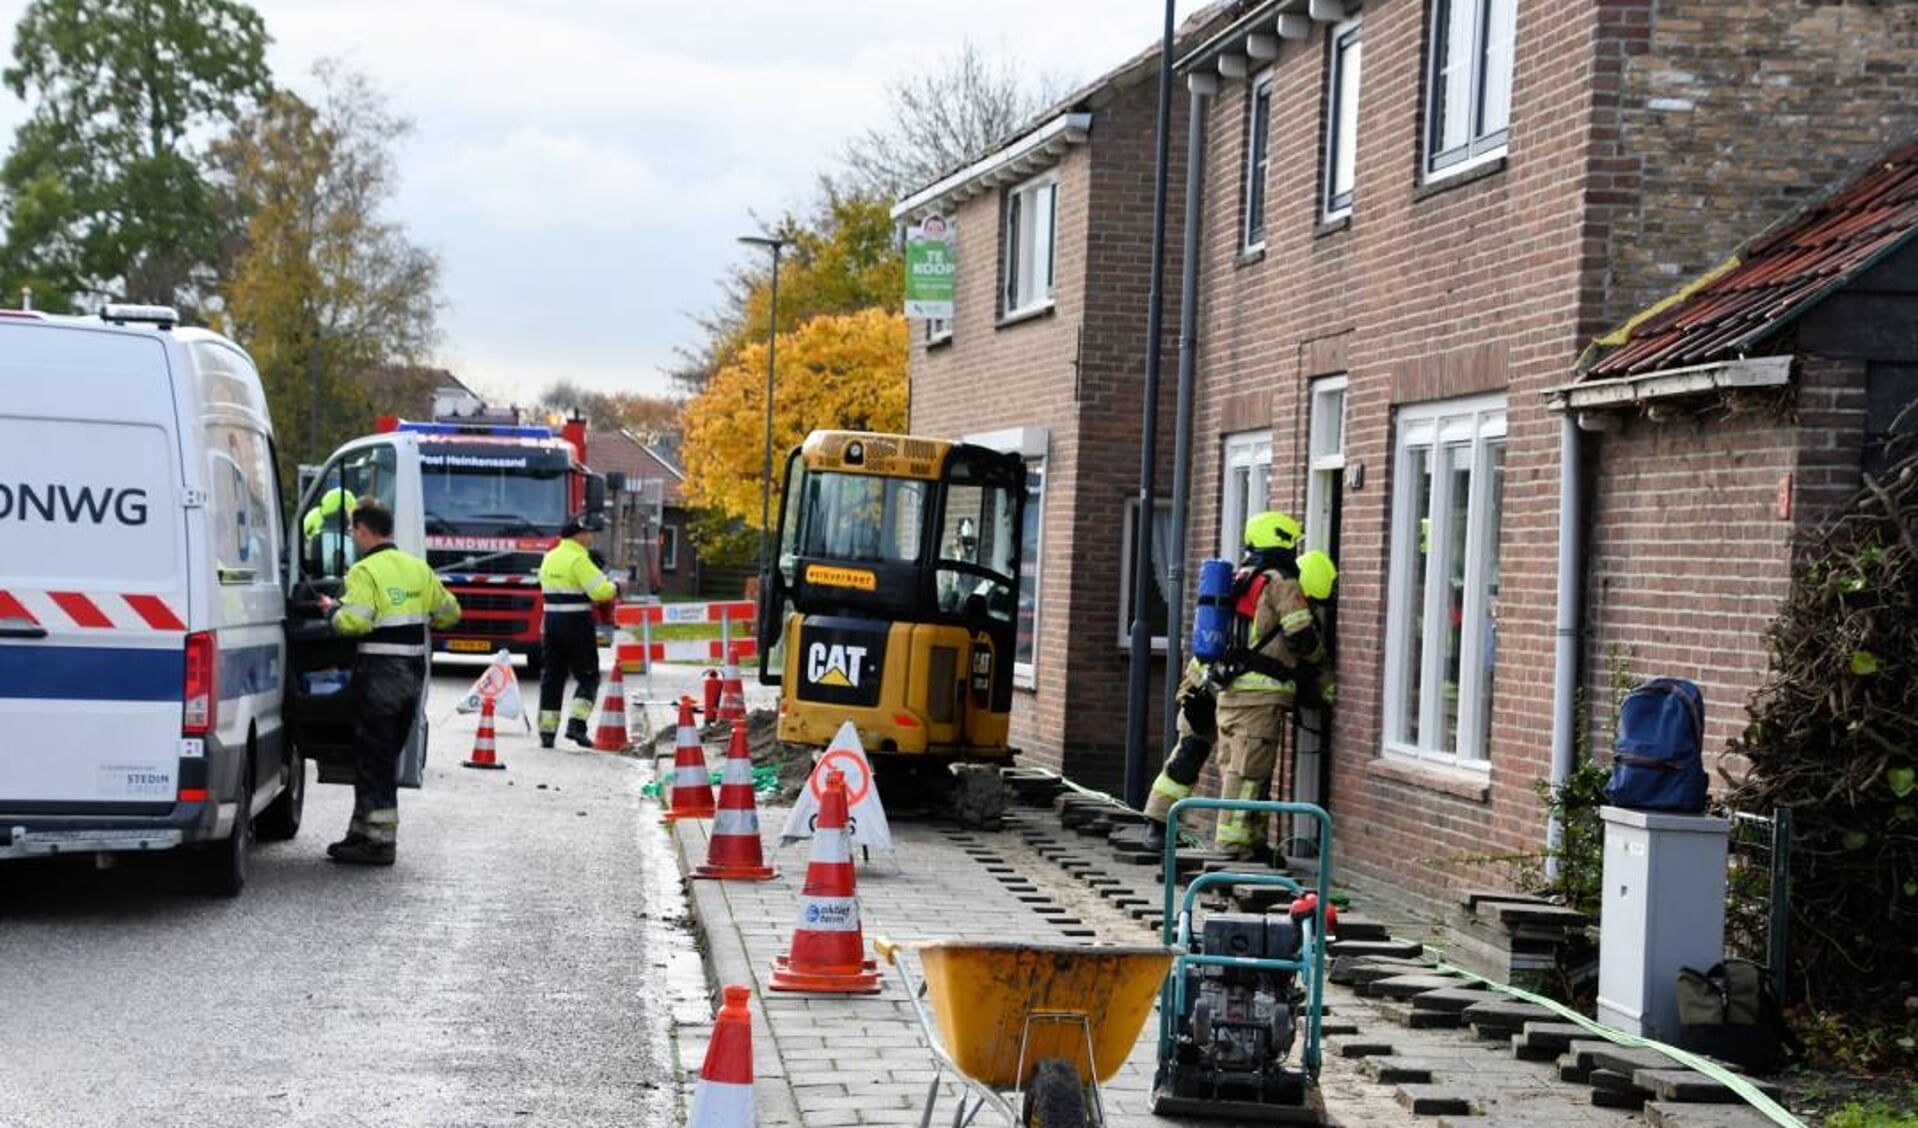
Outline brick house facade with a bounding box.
[896,36,1206,791]
[585,431,699,598]
[1176,0,1915,906]
[903,0,1916,906]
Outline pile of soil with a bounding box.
[647,707,813,803]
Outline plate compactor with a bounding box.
[1152,798,1331,1124]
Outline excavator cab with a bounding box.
[758,431,1026,766]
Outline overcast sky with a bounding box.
[0,1,1207,405]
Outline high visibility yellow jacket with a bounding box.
[333,543,461,657]
[538,537,617,615]
[302,487,357,538]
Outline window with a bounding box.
[1305,378,1347,553]
[1323,20,1362,218]
[1426,0,1516,176]
[1015,459,1045,683]
[206,423,279,584]
[300,443,398,583]
[1119,497,1173,649]
[1219,431,1273,559]
[1383,396,1506,767]
[1244,74,1274,249]
[660,524,679,572]
[1003,173,1058,315]
[925,317,952,345]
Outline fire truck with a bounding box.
[375,402,605,674]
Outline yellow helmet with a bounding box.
[1297,549,1338,601]
[1243,510,1302,552]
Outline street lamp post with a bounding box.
[738,234,790,578]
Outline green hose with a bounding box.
[1428,956,1804,1128]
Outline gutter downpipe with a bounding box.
[1547,410,1584,878]
[1161,72,1213,751]
[1125,1,1178,811]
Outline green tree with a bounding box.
[210,61,440,470]
[0,0,271,313]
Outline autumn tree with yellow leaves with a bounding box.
[681,307,907,565]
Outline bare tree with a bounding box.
[840,40,1071,198]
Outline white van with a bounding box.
[0,306,428,894]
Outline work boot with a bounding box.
[566,720,593,749]
[540,735,556,749]
[326,832,370,860]
[327,838,396,866]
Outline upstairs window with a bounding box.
[1426,0,1516,177]
[1244,73,1274,249]
[1003,173,1058,316]
[1323,20,1362,219]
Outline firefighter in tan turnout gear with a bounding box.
[319,500,462,866]
[538,515,618,748]
[1135,511,1335,860]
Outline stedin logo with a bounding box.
[806,642,868,689]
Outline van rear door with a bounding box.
[0,322,193,815]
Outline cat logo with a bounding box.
[806,642,868,688]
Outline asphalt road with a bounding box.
[0,662,703,1128]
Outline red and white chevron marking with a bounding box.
[0,589,186,632]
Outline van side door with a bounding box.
[284,436,431,786]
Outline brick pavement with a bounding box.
[659,770,1768,1128]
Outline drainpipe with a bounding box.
[1161,71,1214,751]
[1546,411,1584,878]
[1124,1,1179,810]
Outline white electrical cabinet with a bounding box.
[1596,806,1730,1041]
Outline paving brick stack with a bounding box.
[1445,888,1592,992]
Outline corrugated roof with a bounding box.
[1582,139,1918,379]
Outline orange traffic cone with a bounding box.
[769,770,880,994]
[687,985,755,1128]
[663,696,717,822]
[462,696,505,770]
[702,667,723,720]
[593,661,630,752]
[718,663,746,723]
[693,721,777,881]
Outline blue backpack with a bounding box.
[1605,677,1709,813]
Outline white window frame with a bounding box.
[1219,430,1273,560]
[963,426,1050,686]
[925,317,952,345]
[1014,457,1046,685]
[1305,377,1347,553]
[1244,72,1274,250]
[1382,394,1506,769]
[1119,497,1174,651]
[1323,19,1362,220]
[1424,0,1516,179]
[660,524,679,572]
[1002,171,1059,316]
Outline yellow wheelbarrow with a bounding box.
[875,936,1176,1128]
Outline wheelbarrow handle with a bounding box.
[873,936,902,965]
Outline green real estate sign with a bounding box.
[904,216,956,320]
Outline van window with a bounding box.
[207,423,279,583]
[300,443,398,583]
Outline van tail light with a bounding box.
[183,631,216,736]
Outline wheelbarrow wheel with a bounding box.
[1022,1058,1088,1128]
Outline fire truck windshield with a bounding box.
[420,446,570,536]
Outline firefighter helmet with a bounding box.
[1243,510,1302,552]
[1297,549,1338,601]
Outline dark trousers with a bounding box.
[350,655,423,840]
[539,613,600,734]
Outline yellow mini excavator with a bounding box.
[755,430,1028,825]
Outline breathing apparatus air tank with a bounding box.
[1191,558,1235,663]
